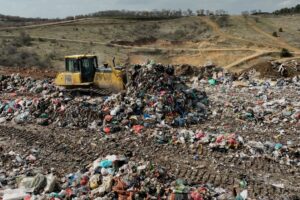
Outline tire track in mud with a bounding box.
[0,125,299,198]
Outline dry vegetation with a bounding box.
[0,32,52,68]
[0,14,299,71]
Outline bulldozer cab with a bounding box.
[65,55,98,83]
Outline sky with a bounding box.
[0,0,299,18]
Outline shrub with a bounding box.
[210,15,229,27]
[38,38,46,42]
[216,15,229,27]
[279,27,283,32]
[280,48,293,57]
[12,31,32,47]
[6,44,17,54]
[272,31,278,37]
[172,29,186,40]
[0,39,52,68]
[48,51,57,59]
[209,15,216,21]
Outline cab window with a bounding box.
[81,58,90,71]
[81,57,98,70]
[66,58,80,72]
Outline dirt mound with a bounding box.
[246,60,300,79]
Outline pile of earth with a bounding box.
[244,60,300,79]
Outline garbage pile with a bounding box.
[153,129,244,151]
[0,154,234,200]
[201,76,300,125]
[0,74,59,125]
[189,67,300,167]
[2,60,300,198]
[177,63,236,84]
[0,74,56,96]
[0,64,209,131]
[101,63,209,134]
[236,96,300,124]
[0,93,109,129]
[245,140,300,166]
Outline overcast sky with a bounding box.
[0,0,299,18]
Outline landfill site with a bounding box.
[0,6,300,200]
[0,59,299,200]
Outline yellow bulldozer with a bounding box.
[55,55,126,95]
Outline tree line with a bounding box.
[273,4,300,15]
[0,14,58,22]
[69,9,228,20]
[0,9,228,23]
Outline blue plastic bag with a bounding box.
[99,160,113,168]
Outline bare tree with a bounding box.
[241,11,250,17]
[196,9,205,16]
[187,9,194,16]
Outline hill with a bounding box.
[0,14,299,73]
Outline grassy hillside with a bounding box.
[0,15,299,71]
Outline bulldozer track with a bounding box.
[0,125,299,198]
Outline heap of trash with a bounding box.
[0,74,56,96]
[153,128,244,151]
[245,140,300,166]
[0,63,209,133]
[101,63,209,134]
[0,154,238,200]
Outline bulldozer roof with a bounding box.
[65,54,96,59]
